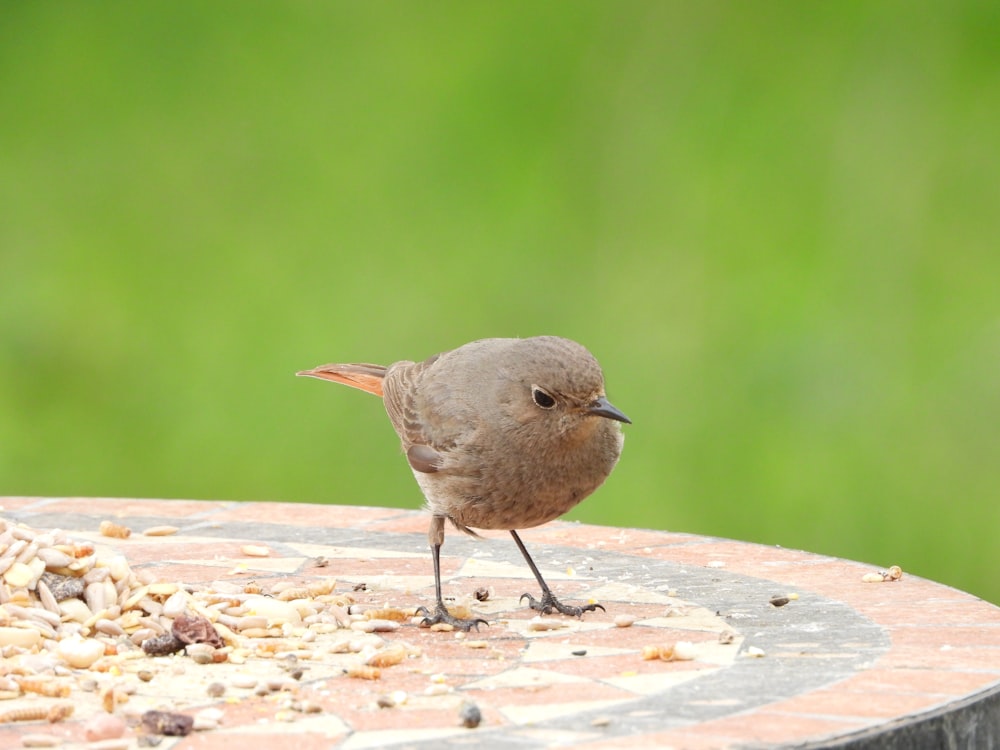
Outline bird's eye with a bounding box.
[531,386,556,409]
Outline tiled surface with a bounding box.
[2,497,999,749]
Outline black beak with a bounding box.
[588,396,631,424]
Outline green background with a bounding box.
[2,3,998,604]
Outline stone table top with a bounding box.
[0,496,998,749]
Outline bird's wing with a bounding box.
[383,355,454,474]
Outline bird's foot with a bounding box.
[520,592,605,618]
[416,603,489,632]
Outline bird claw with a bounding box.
[520,592,605,618]
[416,604,489,632]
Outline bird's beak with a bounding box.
[588,396,631,424]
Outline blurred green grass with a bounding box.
[1,3,998,604]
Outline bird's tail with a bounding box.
[296,363,387,397]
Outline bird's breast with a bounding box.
[416,420,623,532]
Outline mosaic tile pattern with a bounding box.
[1,497,999,749]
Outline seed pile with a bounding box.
[0,518,427,738]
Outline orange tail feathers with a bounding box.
[296,363,387,397]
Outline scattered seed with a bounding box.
[36,547,73,569]
[230,674,258,690]
[99,521,131,539]
[769,595,790,607]
[458,700,482,728]
[100,686,129,713]
[527,617,567,631]
[345,665,380,680]
[0,703,74,724]
[141,710,194,736]
[367,643,407,668]
[162,590,189,618]
[291,700,322,714]
[57,635,106,668]
[4,562,35,587]
[173,612,224,648]
[14,677,70,698]
[142,526,179,537]
[148,582,179,597]
[0,626,41,648]
[240,545,270,558]
[352,619,400,633]
[276,586,310,601]
[84,712,127,741]
[363,607,411,622]
[203,682,225,698]
[614,614,637,628]
[672,641,697,660]
[185,643,217,664]
[20,734,62,748]
[193,707,224,730]
[641,644,674,661]
[641,640,696,661]
[142,632,185,656]
[192,715,219,732]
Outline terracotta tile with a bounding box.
[106,539,274,565]
[580,623,723,649]
[639,542,822,574]
[365,513,436,534]
[347,704,505,732]
[675,710,868,746]
[39,496,229,518]
[410,633,525,662]
[836,668,1000,697]
[0,496,48,511]
[532,650,718,683]
[876,644,1000,672]
[888,624,1000,648]
[462,681,633,708]
[516,523,704,552]
[768,685,944,719]
[0,724,80,747]
[866,598,1000,628]
[175,731,348,750]
[578,729,741,749]
[211,501,401,527]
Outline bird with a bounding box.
[297,335,630,631]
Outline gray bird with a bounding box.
[298,335,630,630]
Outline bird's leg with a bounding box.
[416,515,489,631]
[511,530,606,617]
